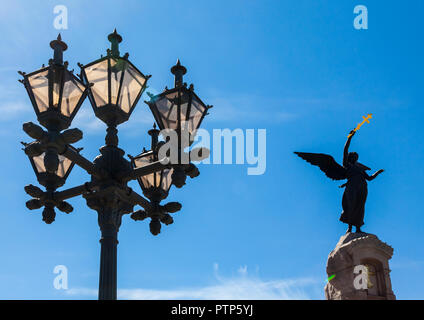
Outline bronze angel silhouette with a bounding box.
[295,130,384,233]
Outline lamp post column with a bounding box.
[98,213,119,300]
[85,187,128,300]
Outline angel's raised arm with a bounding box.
[365,169,384,181]
[343,130,356,167]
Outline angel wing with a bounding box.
[294,152,347,181]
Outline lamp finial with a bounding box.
[50,34,68,65]
[171,59,187,88]
[107,29,122,57]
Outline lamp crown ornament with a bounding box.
[107,28,122,57]
[50,33,68,65]
[148,123,160,150]
[171,59,187,88]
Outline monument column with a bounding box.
[324,232,396,300]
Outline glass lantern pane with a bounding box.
[160,167,174,193]
[117,62,145,113]
[187,95,207,133]
[56,154,73,178]
[110,58,125,107]
[33,153,46,174]
[154,91,179,130]
[61,71,85,117]
[84,59,109,107]
[50,67,64,109]
[133,153,152,168]
[28,69,49,113]
[133,154,155,189]
[133,153,172,191]
[179,92,190,132]
[32,153,72,178]
[140,174,154,189]
[153,90,205,134]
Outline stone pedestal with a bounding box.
[324,232,396,300]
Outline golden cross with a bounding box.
[348,114,373,138]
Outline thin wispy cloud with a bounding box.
[206,94,308,124]
[0,80,33,122]
[66,264,320,300]
[205,93,403,124]
[0,101,31,121]
[119,104,156,131]
[73,107,104,132]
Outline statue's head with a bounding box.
[348,152,359,164]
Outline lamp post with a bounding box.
[19,30,211,300]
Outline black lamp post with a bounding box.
[19,30,211,300]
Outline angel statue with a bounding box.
[295,130,384,233]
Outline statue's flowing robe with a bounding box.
[340,163,368,227]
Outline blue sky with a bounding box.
[0,0,423,299]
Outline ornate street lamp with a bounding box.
[19,34,89,132]
[19,30,211,300]
[22,142,80,224]
[129,125,182,235]
[22,142,79,190]
[146,60,210,137]
[79,29,150,146]
[131,149,173,202]
[145,60,212,187]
